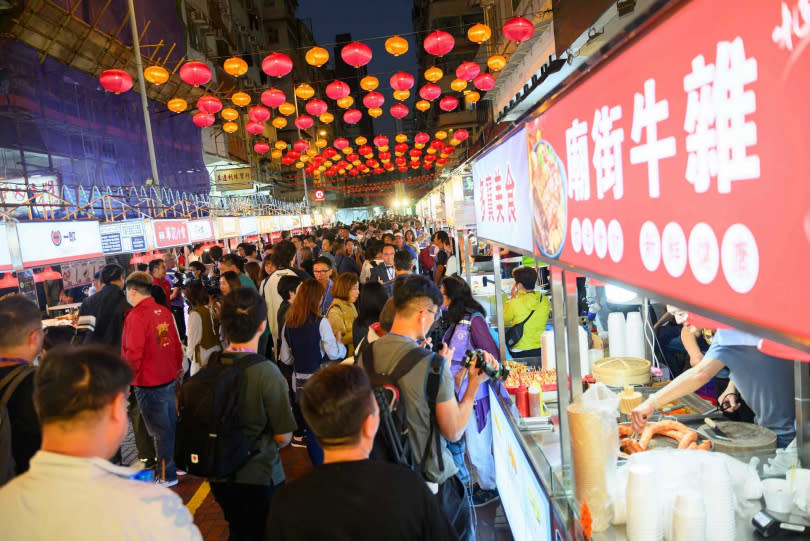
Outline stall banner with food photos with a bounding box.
[472,126,533,253]
[499,0,810,341]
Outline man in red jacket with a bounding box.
[121,271,183,487]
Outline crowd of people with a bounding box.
[0,218,555,541]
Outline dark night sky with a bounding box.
[296,0,419,135]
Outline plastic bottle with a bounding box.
[516,384,530,417]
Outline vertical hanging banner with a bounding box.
[475,0,810,342]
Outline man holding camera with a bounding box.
[357,275,497,541]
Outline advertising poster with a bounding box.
[151,219,189,248]
[100,220,147,254]
[16,221,103,267]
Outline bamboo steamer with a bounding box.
[592,357,651,387]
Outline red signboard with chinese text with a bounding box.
[313,189,325,202]
[152,219,189,248]
[485,0,810,342]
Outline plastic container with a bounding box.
[516,384,529,417]
[528,384,543,417]
[762,478,794,514]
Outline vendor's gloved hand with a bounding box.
[718,389,740,412]
[630,399,656,433]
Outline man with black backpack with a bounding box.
[357,275,495,541]
[176,288,296,541]
[0,295,43,486]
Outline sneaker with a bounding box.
[155,478,179,488]
[472,487,499,507]
[290,434,307,448]
[176,469,187,476]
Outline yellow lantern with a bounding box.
[450,138,461,146]
[305,46,329,67]
[222,121,238,133]
[385,35,409,56]
[360,75,379,91]
[337,96,354,109]
[295,83,315,100]
[368,107,382,118]
[319,112,334,124]
[278,102,296,116]
[271,149,283,159]
[275,140,288,150]
[355,136,367,146]
[342,146,353,155]
[223,56,248,77]
[487,55,507,72]
[424,66,443,82]
[465,90,481,103]
[378,145,389,152]
[272,116,288,129]
[221,107,239,121]
[395,133,408,143]
[144,65,169,85]
[324,160,333,167]
[450,78,468,92]
[467,23,492,44]
[315,138,328,148]
[415,99,430,112]
[427,147,437,155]
[167,97,187,113]
[300,155,310,163]
[435,130,448,140]
[339,169,346,175]
[393,90,410,101]
[352,160,361,166]
[296,162,305,169]
[414,143,425,150]
[231,91,251,107]
[306,147,318,156]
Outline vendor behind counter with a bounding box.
[632,328,796,447]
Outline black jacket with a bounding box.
[334,253,360,275]
[78,284,130,350]
[369,263,395,285]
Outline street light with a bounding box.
[319,130,327,136]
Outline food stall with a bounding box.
[423,1,810,539]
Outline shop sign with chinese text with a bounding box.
[151,219,189,248]
[214,167,253,191]
[17,221,103,267]
[513,0,810,340]
[100,219,147,254]
[472,126,533,252]
[187,219,215,243]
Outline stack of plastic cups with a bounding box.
[701,461,735,541]
[670,489,706,541]
[607,312,626,357]
[626,463,663,541]
[625,312,645,359]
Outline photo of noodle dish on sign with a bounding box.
[527,132,567,258]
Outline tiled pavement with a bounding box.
[171,446,514,541]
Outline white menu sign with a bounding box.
[214,217,240,239]
[99,219,147,254]
[17,221,103,267]
[188,218,215,242]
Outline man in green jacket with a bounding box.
[503,266,550,358]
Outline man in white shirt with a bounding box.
[0,345,201,540]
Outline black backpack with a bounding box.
[175,351,265,478]
[361,341,444,475]
[0,364,35,487]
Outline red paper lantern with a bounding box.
[443,144,455,154]
[473,72,496,91]
[294,115,314,130]
[334,138,349,150]
[343,109,362,124]
[456,62,481,81]
[340,41,373,68]
[179,61,212,87]
[374,167,385,174]
[254,141,270,154]
[503,16,534,42]
[398,166,409,172]
[247,105,270,123]
[454,128,469,141]
[192,112,215,128]
[347,152,360,162]
[363,92,385,109]
[424,154,436,163]
[373,135,389,148]
[390,103,409,119]
[378,151,391,160]
[437,157,448,165]
[409,148,422,157]
[261,88,286,108]
[324,147,338,158]
[431,140,444,150]
[395,156,407,166]
[288,150,301,160]
[246,121,265,134]
[326,80,351,100]
[293,140,309,152]
[439,95,459,111]
[395,143,409,154]
[305,99,328,116]
[262,53,293,77]
[358,145,373,156]
[424,30,455,56]
[418,83,441,101]
[389,71,415,91]
[99,69,133,94]
[414,132,430,145]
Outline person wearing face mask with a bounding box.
[0,346,201,540]
[121,272,184,487]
